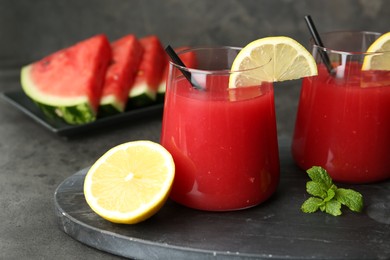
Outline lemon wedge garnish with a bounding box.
[229,36,317,88]
[362,32,390,71]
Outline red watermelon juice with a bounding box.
[161,50,279,211]
[292,62,390,183]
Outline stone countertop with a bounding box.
[0,69,297,259]
[2,1,390,258]
[0,74,151,259]
[1,73,389,259]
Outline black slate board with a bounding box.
[54,145,390,259]
[1,90,163,137]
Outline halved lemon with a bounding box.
[362,32,390,71]
[229,36,317,88]
[83,140,175,224]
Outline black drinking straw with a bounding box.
[165,45,202,90]
[304,15,334,74]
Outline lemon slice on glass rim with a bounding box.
[83,140,175,224]
[362,32,390,71]
[229,36,318,88]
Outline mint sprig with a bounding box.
[301,166,363,216]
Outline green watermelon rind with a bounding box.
[156,82,166,103]
[21,65,96,125]
[128,83,156,107]
[98,95,123,117]
[34,101,96,124]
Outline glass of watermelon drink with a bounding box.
[160,47,280,211]
[292,31,390,184]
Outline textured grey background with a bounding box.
[1,0,389,139]
[1,0,389,62]
[0,1,389,259]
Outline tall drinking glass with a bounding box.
[161,47,279,211]
[292,31,390,183]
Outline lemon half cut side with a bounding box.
[83,140,175,224]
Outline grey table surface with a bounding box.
[1,70,389,260]
[1,1,390,258]
[0,71,147,259]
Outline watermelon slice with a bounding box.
[128,35,165,108]
[157,46,197,102]
[156,54,169,103]
[99,34,143,116]
[21,34,112,124]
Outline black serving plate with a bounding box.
[1,90,164,137]
[54,144,390,259]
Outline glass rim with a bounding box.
[168,46,271,75]
[311,30,389,56]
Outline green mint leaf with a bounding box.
[324,187,336,202]
[325,200,342,216]
[302,166,364,217]
[306,181,328,198]
[301,197,323,213]
[335,188,364,212]
[306,166,333,190]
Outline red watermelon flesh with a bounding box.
[157,46,197,101]
[129,35,165,101]
[99,34,143,113]
[22,34,112,123]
